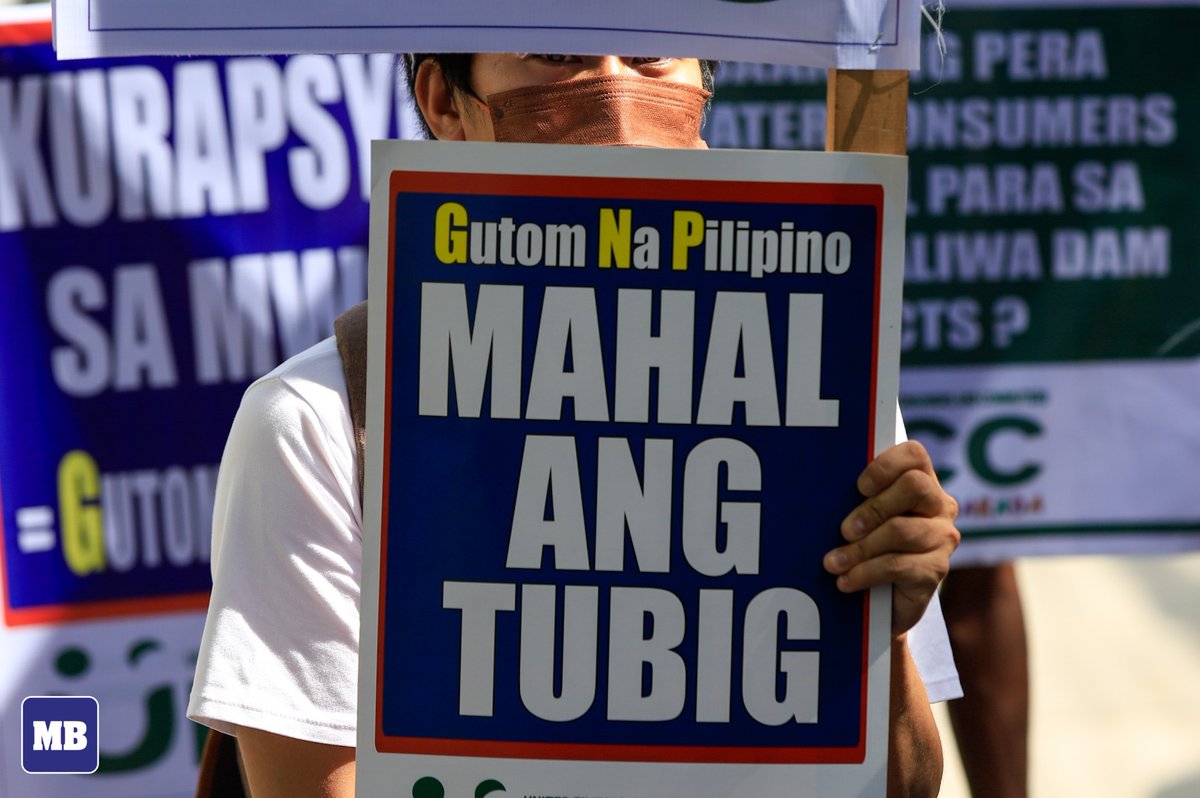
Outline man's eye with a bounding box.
[632,57,673,66]
[523,53,581,63]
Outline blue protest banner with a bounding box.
[0,10,408,626]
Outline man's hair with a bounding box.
[401,54,718,139]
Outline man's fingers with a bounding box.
[823,513,959,635]
[825,515,954,577]
[841,468,957,542]
[827,542,951,593]
[857,439,936,497]
[827,549,951,634]
[828,439,962,636]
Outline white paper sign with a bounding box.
[52,0,921,69]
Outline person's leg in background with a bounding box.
[941,563,1029,798]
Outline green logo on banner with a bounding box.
[52,640,181,774]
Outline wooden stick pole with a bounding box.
[825,69,909,155]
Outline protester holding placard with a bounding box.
[188,53,962,798]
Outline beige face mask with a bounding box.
[481,74,711,149]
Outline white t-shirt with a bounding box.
[188,337,961,746]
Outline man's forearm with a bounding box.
[887,635,943,798]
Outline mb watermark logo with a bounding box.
[21,696,99,774]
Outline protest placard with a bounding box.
[356,140,908,797]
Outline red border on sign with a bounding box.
[376,169,885,764]
[0,18,52,47]
[3,591,210,627]
[1,483,210,627]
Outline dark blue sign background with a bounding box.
[381,182,882,752]
[0,35,376,623]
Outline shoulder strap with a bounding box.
[334,300,369,508]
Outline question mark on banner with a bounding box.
[992,296,1030,348]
